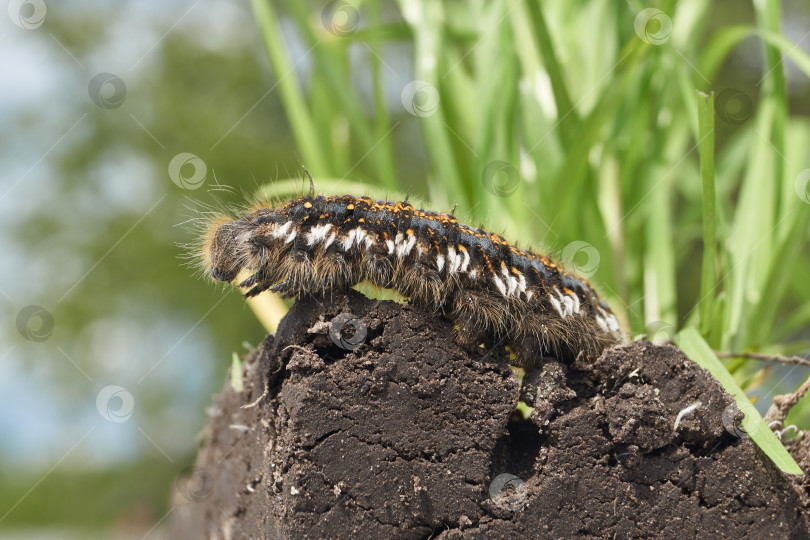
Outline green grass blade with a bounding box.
[397,0,466,204]
[230,352,244,393]
[696,91,717,339]
[675,328,803,476]
[250,0,328,174]
[552,40,645,235]
[702,26,810,81]
[281,1,397,184]
[366,0,398,190]
[524,0,578,146]
[755,0,787,220]
[644,161,677,327]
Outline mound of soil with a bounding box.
[169,290,809,539]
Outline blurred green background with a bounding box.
[2,0,810,537]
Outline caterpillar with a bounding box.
[200,194,623,368]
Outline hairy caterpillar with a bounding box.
[201,194,623,368]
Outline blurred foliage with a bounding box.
[0,456,188,533]
[2,0,810,535]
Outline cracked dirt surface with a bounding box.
[169,290,810,539]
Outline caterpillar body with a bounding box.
[201,194,623,368]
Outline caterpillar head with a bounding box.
[203,216,242,283]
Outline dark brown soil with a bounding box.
[169,290,810,539]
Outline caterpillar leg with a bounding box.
[313,251,360,292]
[395,259,445,310]
[363,252,394,289]
[269,278,296,297]
[240,269,279,297]
[244,281,274,297]
[451,310,490,351]
[509,334,546,370]
[449,289,510,348]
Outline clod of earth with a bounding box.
[170,290,810,539]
